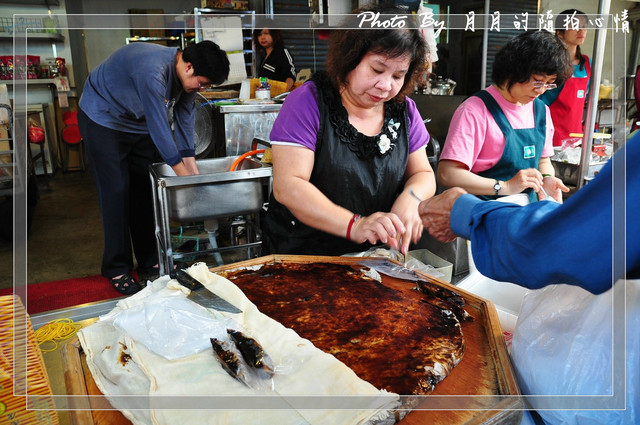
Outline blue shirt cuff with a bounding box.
[165,153,182,166]
[180,149,195,158]
[450,194,482,240]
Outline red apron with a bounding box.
[549,57,591,146]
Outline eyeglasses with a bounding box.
[529,79,557,90]
[196,77,211,90]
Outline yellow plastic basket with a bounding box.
[0,295,59,424]
[249,78,288,98]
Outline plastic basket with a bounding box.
[0,295,59,424]
[171,226,202,261]
[249,78,288,98]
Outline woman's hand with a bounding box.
[390,190,425,253]
[285,77,294,92]
[386,149,435,253]
[349,212,406,252]
[504,168,543,195]
[541,175,569,202]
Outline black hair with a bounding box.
[555,9,587,70]
[253,28,285,54]
[492,31,572,90]
[182,40,230,85]
[326,4,429,102]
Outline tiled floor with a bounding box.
[0,167,263,290]
[0,169,103,289]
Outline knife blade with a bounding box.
[170,269,242,314]
[358,258,422,281]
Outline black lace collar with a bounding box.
[312,72,403,159]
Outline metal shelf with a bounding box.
[3,78,58,85]
[0,32,64,42]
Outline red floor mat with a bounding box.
[0,274,127,315]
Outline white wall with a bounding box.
[80,0,199,72]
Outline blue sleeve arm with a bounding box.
[173,93,196,157]
[450,135,640,294]
[133,73,182,166]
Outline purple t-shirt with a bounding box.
[269,81,430,152]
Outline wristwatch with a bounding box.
[493,180,502,196]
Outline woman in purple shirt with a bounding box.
[262,6,436,256]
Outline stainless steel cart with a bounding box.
[150,155,272,275]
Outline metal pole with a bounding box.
[481,0,490,89]
[578,0,611,189]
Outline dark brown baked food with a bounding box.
[218,262,468,396]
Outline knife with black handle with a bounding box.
[170,269,242,314]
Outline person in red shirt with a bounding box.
[540,9,591,147]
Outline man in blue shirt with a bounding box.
[78,41,229,295]
[419,133,640,424]
[418,131,639,295]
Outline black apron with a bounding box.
[262,72,410,255]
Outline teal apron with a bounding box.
[474,90,546,203]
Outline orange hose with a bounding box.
[229,149,265,171]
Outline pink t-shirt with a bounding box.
[441,85,554,173]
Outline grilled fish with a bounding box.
[210,337,244,380]
[227,329,274,374]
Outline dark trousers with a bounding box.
[78,109,159,278]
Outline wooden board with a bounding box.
[199,90,240,99]
[63,337,130,425]
[213,255,523,424]
[63,255,523,425]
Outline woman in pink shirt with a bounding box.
[438,31,572,203]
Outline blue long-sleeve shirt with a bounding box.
[450,132,640,294]
[79,43,196,166]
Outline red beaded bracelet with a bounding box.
[346,214,361,241]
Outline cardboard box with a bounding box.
[0,126,11,173]
[406,249,453,283]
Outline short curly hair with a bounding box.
[325,4,428,102]
[492,30,572,90]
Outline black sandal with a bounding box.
[110,274,142,295]
[137,267,159,285]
